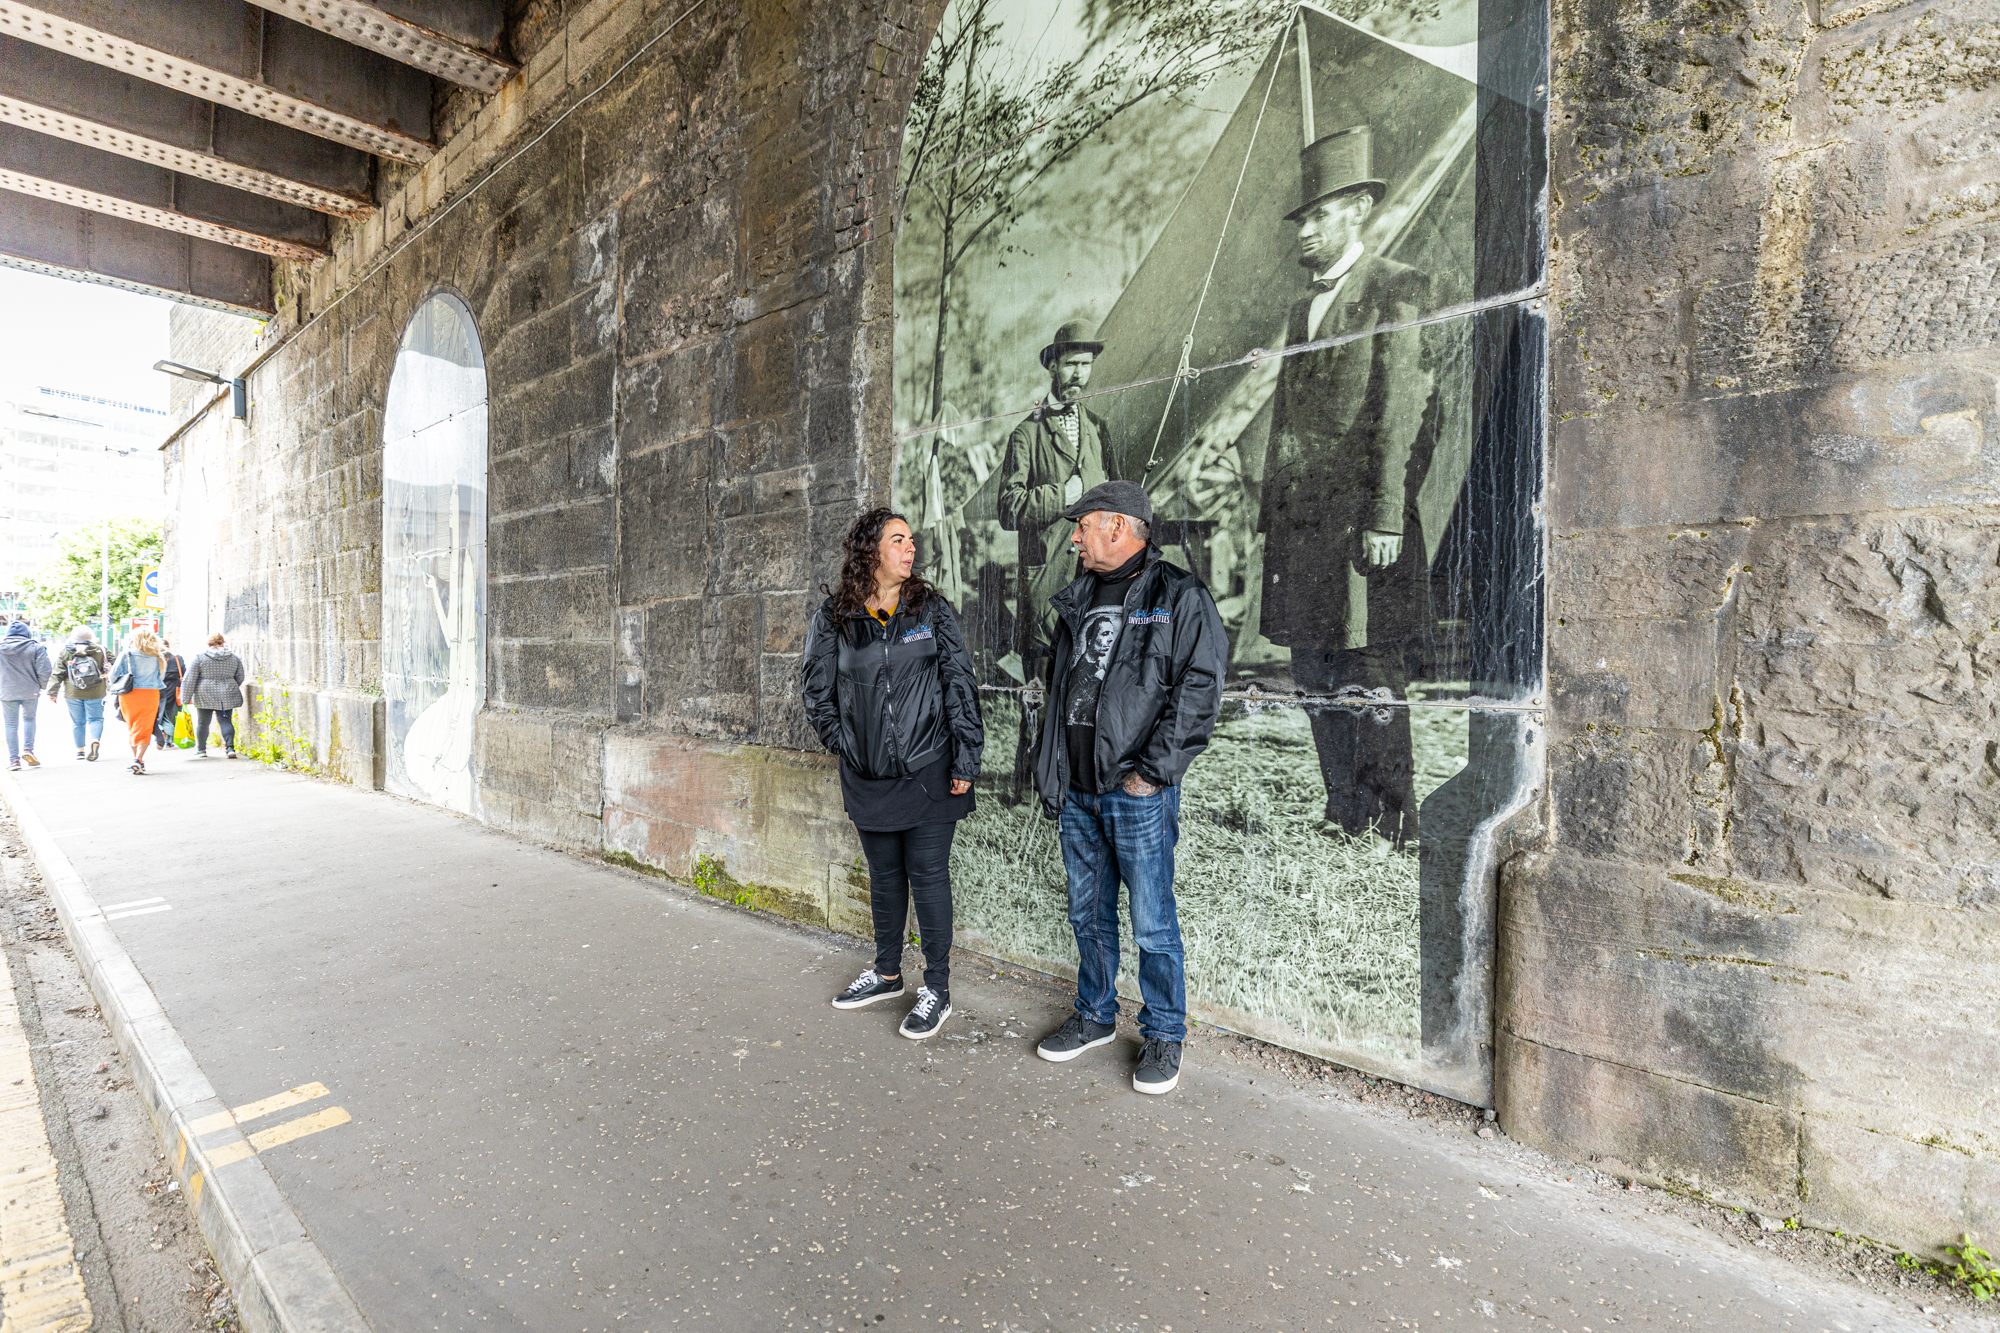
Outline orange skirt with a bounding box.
[123,688,159,749]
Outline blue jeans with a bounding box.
[1059,785,1187,1042]
[66,696,104,749]
[2,698,34,763]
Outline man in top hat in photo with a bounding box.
[1256,123,1435,848]
[998,319,1118,785]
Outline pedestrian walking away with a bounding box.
[110,630,167,775]
[1029,481,1226,1095]
[180,633,245,758]
[802,507,985,1041]
[156,637,187,749]
[48,628,109,761]
[0,619,50,770]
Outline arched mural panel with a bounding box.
[893,0,1545,1100]
[382,292,488,816]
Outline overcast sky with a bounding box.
[0,267,174,410]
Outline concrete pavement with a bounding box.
[0,711,1955,1333]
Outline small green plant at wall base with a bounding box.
[691,853,753,908]
[1946,1236,1997,1301]
[244,682,318,772]
[1896,1236,1998,1300]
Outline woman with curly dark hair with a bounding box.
[801,507,984,1039]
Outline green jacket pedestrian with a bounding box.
[48,628,109,761]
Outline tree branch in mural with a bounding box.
[900,0,1289,426]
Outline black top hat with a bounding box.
[1039,318,1106,370]
[1286,126,1387,221]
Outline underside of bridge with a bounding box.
[0,0,513,311]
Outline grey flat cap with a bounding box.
[1062,479,1152,525]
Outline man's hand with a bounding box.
[1064,474,1084,506]
[1361,529,1402,569]
[950,779,972,796]
[1121,771,1160,797]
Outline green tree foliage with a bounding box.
[20,518,162,638]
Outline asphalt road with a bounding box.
[3,717,1949,1333]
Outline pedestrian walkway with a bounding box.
[0,742,1933,1332]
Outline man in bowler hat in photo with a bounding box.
[1027,480,1226,1095]
[1257,124,1435,848]
[998,319,1118,790]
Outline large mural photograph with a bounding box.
[893,0,1546,1096]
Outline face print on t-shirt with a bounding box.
[1066,606,1124,725]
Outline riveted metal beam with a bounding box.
[0,0,436,164]
[0,192,273,315]
[0,34,374,217]
[245,0,515,93]
[0,122,327,261]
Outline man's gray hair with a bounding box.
[1098,510,1150,544]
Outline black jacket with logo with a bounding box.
[1029,550,1227,818]
[801,594,984,784]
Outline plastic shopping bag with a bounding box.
[174,708,195,749]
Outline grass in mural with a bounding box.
[953,696,1467,1063]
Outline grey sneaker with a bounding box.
[898,986,951,1040]
[1133,1037,1183,1095]
[1036,1013,1117,1063]
[832,968,905,1010]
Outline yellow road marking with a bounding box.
[188,1081,330,1136]
[248,1106,350,1151]
[0,946,91,1332]
[205,1106,351,1170]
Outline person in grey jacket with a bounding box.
[180,633,246,758]
[0,620,50,770]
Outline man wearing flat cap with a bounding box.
[998,319,1117,683]
[1258,124,1434,848]
[1026,480,1226,1096]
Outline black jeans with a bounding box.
[196,708,236,752]
[857,822,957,995]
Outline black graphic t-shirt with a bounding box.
[1065,549,1146,793]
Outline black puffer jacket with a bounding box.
[1030,550,1227,818]
[801,594,984,783]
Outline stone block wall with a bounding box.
[241,682,386,789]
[1501,0,2000,1253]
[163,0,929,877]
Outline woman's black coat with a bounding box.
[801,594,984,784]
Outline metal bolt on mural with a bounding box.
[892,0,1547,1101]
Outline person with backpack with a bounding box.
[48,628,109,761]
[801,507,984,1041]
[180,633,245,758]
[0,619,50,771]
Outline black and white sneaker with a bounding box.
[1133,1037,1183,1095]
[1036,1013,1117,1063]
[831,969,905,1010]
[898,987,951,1040]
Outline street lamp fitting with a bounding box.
[152,360,248,421]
